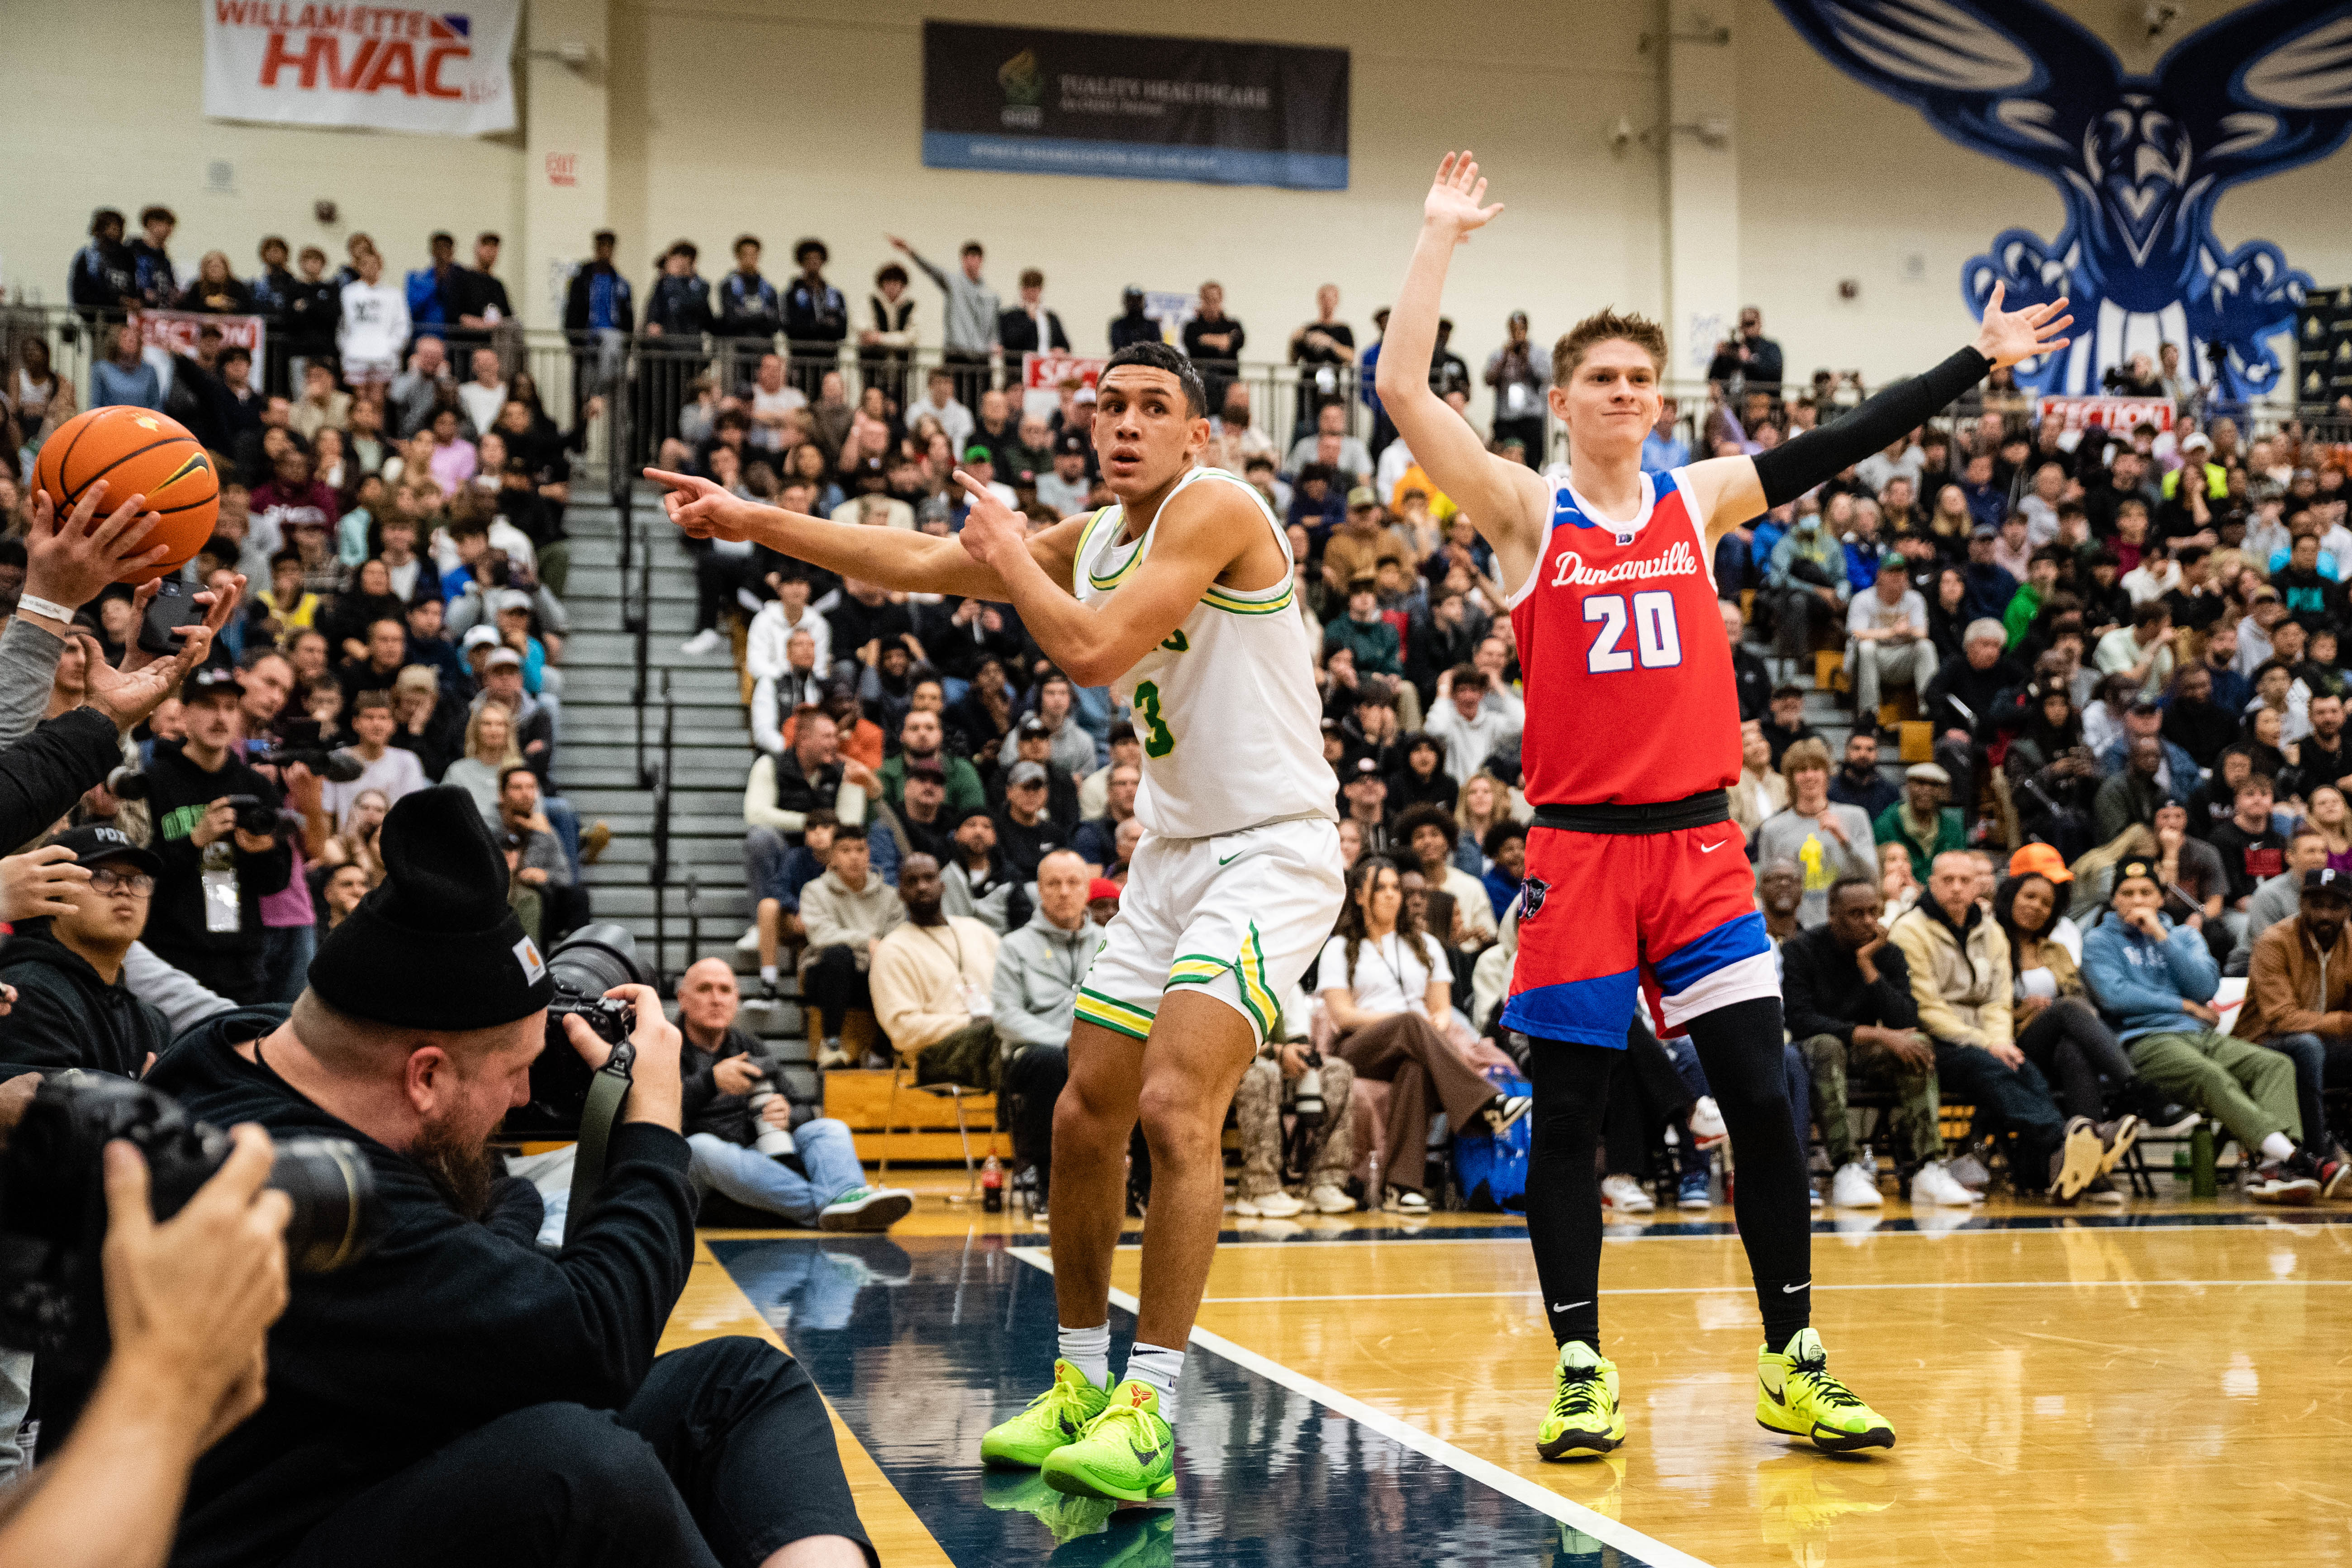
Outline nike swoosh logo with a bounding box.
[1781,1283,1810,1293]
[1698,838,1731,854]
[1551,1300,1592,1312]
[1218,853,1238,865]
[1130,1442,1163,1467]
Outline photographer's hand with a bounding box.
[712,1052,761,1096]
[0,843,91,922]
[189,799,239,850]
[561,982,683,1133]
[77,573,246,733]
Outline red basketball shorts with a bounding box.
[1500,822,1779,1049]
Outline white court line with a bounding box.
[1149,1213,2352,1249]
[1199,1279,2352,1304]
[1007,1245,1715,1568]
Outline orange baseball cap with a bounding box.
[2009,843,2072,883]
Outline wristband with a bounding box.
[15,594,76,625]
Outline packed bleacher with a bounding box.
[5,205,2351,1249]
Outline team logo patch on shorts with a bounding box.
[1521,876,1549,919]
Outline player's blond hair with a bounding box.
[1553,309,1668,385]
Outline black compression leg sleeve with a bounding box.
[1684,997,1814,1348]
[1524,1039,1618,1352]
[1753,347,1993,508]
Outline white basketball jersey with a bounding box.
[1072,466,1336,840]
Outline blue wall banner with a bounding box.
[921,21,1348,191]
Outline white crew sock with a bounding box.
[1057,1324,1112,1390]
[759,964,778,984]
[1123,1341,1185,1425]
[2261,1131,2296,1162]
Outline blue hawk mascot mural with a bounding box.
[1770,0,2352,400]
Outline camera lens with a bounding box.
[267,1137,383,1273]
[543,923,651,998]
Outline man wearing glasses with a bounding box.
[0,825,173,1077]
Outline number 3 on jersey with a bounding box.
[1134,679,1175,756]
[1582,590,1682,673]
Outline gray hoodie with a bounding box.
[796,865,905,974]
[993,908,1101,1055]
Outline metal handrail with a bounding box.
[646,669,676,983]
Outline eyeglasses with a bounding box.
[89,867,155,896]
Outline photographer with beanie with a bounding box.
[109,788,874,1568]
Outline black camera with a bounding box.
[0,1075,382,1386]
[216,793,281,836]
[254,717,366,784]
[503,924,652,1139]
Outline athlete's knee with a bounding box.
[1138,1079,1226,1164]
[1054,1069,1135,1149]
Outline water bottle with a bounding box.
[982,1151,1004,1213]
[2172,1143,2191,1184]
[2190,1121,2217,1199]
[1367,1149,1383,1213]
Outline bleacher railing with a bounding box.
[645,668,677,986]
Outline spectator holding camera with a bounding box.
[671,958,911,1230]
[141,667,293,1005]
[0,827,171,1079]
[135,788,875,1566]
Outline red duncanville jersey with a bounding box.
[1506,466,1742,807]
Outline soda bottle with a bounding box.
[982,1151,1004,1213]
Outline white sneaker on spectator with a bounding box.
[1688,1095,1727,1149]
[1908,1161,1975,1207]
[1235,1188,1304,1218]
[679,628,726,656]
[735,925,762,952]
[1381,1188,1430,1214]
[1306,1184,1355,1213]
[1830,1161,1883,1209]
[1600,1173,1655,1214]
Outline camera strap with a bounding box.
[562,1056,635,1247]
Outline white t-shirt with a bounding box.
[1846,587,1926,640]
[1318,931,1443,1015]
[457,380,508,435]
[323,748,428,831]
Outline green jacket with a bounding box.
[1323,614,1402,676]
[2002,582,2044,649]
[1873,800,1966,882]
[878,751,988,818]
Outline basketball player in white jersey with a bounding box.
[649,342,1345,1504]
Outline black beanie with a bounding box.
[307,786,556,1030]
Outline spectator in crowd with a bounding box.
[1783,875,1940,1207]
[1757,684,1818,769]
[2208,772,2288,931]
[1755,739,1875,927]
[2226,825,2329,974]
[1730,727,1789,839]
[69,205,139,311]
[994,760,1072,881]
[2092,735,2168,844]
[880,707,986,817]
[2095,699,2200,802]
[1480,820,1527,921]
[2232,868,2352,1170]
[891,235,999,405]
[783,238,851,388]
[1393,803,1498,948]
[0,827,171,1076]
[143,665,292,1002]
[1845,556,1937,718]
[993,850,1101,1215]
[1425,664,1518,786]
[870,853,1003,1088]
[562,227,635,337]
[1284,401,1373,484]
[443,699,519,825]
[941,806,1030,933]
[716,234,780,347]
[449,230,513,330]
[1873,762,1963,883]
[1181,280,1245,407]
[2082,858,2333,1202]
[743,791,838,1004]
[1890,851,2099,1202]
[1340,756,1395,858]
[1764,504,1850,677]
[1072,763,1139,873]
[798,823,904,1068]
[1706,305,1783,390]
[336,247,409,387]
[1233,1003,1359,1218]
[1320,858,1524,1214]
[672,957,912,1229]
[645,240,713,337]
[1925,617,2027,802]
[1827,730,1899,820]
[491,764,571,945]
[997,266,1070,359]
[90,321,162,411]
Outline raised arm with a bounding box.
[647,468,1083,602]
[951,470,1257,690]
[1373,153,1550,593]
[1678,283,2072,546]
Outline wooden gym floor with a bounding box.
[670,1187,2352,1566]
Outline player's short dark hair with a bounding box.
[1104,341,1207,418]
[1770,684,1806,703]
[733,233,761,253]
[829,821,867,843]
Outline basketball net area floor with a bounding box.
[661,1193,2351,1566]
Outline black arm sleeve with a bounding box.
[1753,347,1993,508]
[0,708,124,852]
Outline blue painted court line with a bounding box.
[709,1235,1703,1568]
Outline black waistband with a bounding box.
[1533,790,1731,836]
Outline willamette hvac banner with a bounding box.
[922,21,1348,191]
[203,0,518,137]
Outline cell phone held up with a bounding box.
[136,577,206,657]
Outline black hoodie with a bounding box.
[109,1005,698,1567]
[0,922,168,1078]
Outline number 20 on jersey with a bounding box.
[1582,591,1682,672]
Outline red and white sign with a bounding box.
[2035,395,2176,435]
[203,0,518,138]
[138,310,267,364]
[1022,353,1107,394]
[545,152,579,187]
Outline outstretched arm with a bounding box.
[646,469,1083,601]
[1680,283,2072,544]
[952,470,1248,689]
[1373,153,1550,595]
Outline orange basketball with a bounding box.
[33,405,220,584]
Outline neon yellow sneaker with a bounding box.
[1756,1328,1894,1453]
[980,1359,1113,1469]
[1537,1341,1626,1459]
[1040,1379,1177,1503]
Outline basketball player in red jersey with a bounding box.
[1378,152,2069,1459]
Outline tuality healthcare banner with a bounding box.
[922,20,1348,191]
[203,0,519,138]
